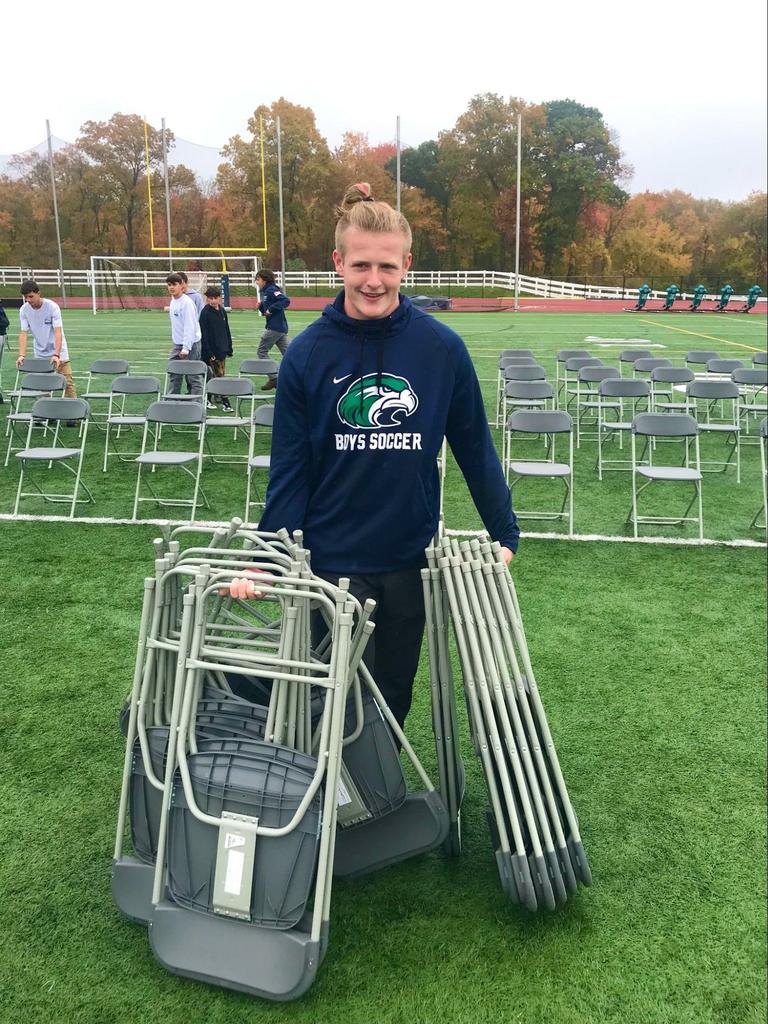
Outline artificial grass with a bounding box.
[0,521,765,1024]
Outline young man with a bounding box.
[200,285,234,410]
[16,280,77,398]
[231,183,518,730]
[177,271,206,318]
[255,268,290,391]
[166,273,203,397]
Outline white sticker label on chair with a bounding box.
[337,779,352,806]
[224,847,245,895]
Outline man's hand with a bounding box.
[219,571,271,600]
[500,546,515,567]
[50,354,61,367]
[264,309,271,317]
[179,350,189,359]
[15,355,24,369]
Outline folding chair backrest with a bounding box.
[112,375,161,395]
[506,410,572,434]
[619,348,653,364]
[634,358,672,374]
[732,368,767,386]
[565,356,602,372]
[206,377,255,398]
[31,397,90,422]
[500,356,538,367]
[706,359,744,374]
[600,378,649,398]
[252,405,275,427]
[500,349,534,358]
[578,366,620,383]
[90,359,130,375]
[685,350,720,367]
[17,357,56,374]
[146,400,206,425]
[167,359,207,377]
[504,380,555,401]
[20,371,66,392]
[557,349,590,363]
[504,364,547,381]
[633,412,699,438]
[651,367,694,384]
[752,352,767,366]
[239,358,279,375]
[687,380,740,401]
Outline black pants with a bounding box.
[314,568,426,728]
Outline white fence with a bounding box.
[0,265,758,303]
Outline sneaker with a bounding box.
[222,402,234,413]
[64,420,79,428]
[260,379,277,391]
[206,400,217,410]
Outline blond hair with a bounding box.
[334,182,412,255]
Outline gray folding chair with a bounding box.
[630,413,703,539]
[751,418,767,534]
[85,359,130,428]
[204,378,256,463]
[619,348,653,376]
[555,349,590,400]
[732,367,768,441]
[14,397,93,518]
[633,357,672,380]
[6,356,58,405]
[574,365,620,447]
[103,376,162,473]
[4,370,67,466]
[245,404,275,520]
[686,379,741,481]
[501,381,556,465]
[496,354,538,425]
[650,366,694,412]
[505,410,574,534]
[706,358,744,376]
[752,352,767,367]
[239,358,280,396]
[559,356,602,409]
[685,350,720,372]
[596,378,649,479]
[164,359,207,402]
[133,401,208,520]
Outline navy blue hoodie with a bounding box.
[258,292,519,573]
[258,282,290,334]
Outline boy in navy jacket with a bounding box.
[256,268,290,391]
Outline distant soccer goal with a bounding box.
[89,255,262,313]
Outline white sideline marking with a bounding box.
[0,513,764,548]
[584,336,666,348]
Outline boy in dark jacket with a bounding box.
[256,268,290,391]
[200,286,233,410]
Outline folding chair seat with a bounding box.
[686,379,741,481]
[14,397,93,518]
[685,350,720,373]
[650,366,694,412]
[4,371,66,466]
[84,360,130,428]
[596,378,649,479]
[618,348,653,376]
[732,368,768,440]
[560,356,603,410]
[752,352,767,367]
[629,413,703,539]
[705,358,744,377]
[504,410,574,534]
[133,401,207,521]
[574,365,620,447]
[632,357,672,380]
[500,381,555,465]
[751,418,767,533]
[245,404,275,520]
[203,377,256,464]
[164,359,207,402]
[103,376,161,473]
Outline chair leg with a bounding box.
[133,464,143,520]
[13,460,25,515]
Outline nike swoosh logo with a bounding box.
[333,374,352,384]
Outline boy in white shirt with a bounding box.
[166,273,203,397]
[16,280,77,397]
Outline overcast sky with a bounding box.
[3,0,766,202]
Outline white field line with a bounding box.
[1,512,765,549]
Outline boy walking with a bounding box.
[256,269,290,391]
[166,273,203,397]
[200,285,234,410]
[16,280,77,397]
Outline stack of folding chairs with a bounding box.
[112,520,591,1000]
[425,535,592,912]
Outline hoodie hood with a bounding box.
[321,290,415,338]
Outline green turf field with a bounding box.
[1,308,766,541]
[0,309,766,1023]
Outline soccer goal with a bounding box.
[89,255,261,313]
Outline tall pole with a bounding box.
[396,115,401,212]
[514,113,522,313]
[161,118,173,270]
[46,120,67,307]
[276,116,286,282]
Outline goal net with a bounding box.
[89,255,262,312]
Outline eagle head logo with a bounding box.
[337,373,419,429]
